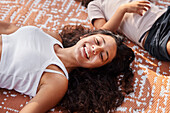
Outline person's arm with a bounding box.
[19,73,68,113]
[0,21,62,42]
[93,1,151,33]
[0,21,19,35]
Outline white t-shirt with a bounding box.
[88,0,166,47]
[0,26,68,97]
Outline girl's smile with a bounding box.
[74,34,117,68]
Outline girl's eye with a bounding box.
[100,52,103,61]
[95,38,100,45]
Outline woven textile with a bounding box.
[0,0,169,112]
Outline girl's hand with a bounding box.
[120,1,151,16]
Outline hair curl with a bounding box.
[58,25,135,113]
[74,0,94,8]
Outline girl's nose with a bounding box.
[92,45,103,55]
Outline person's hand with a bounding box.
[120,1,151,16]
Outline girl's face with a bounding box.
[73,34,117,68]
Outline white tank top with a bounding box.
[0,26,69,97]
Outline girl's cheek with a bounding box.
[93,57,102,64]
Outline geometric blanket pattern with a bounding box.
[0,0,169,112]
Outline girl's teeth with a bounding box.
[84,47,89,59]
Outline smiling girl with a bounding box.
[0,22,134,112]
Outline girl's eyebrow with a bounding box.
[98,35,109,62]
[99,35,105,44]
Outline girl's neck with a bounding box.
[54,45,78,72]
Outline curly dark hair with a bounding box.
[58,25,135,113]
[74,0,94,8]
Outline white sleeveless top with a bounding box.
[0,26,69,97]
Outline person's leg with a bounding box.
[167,39,170,55]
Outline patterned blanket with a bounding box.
[0,0,169,113]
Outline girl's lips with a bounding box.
[84,46,89,59]
[82,44,89,60]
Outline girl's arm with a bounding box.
[0,21,62,42]
[19,73,68,113]
[0,21,19,35]
[93,1,151,33]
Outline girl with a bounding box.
[0,21,134,112]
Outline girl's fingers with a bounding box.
[137,7,149,16]
[139,1,151,9]
[139,7,149,11]
[126,1,151,14]
[137,10,143,16]
[140,4,151,9]
[139,7,150,16]
[139,1,150,4]
[143,7,148,11]
[138,4,151,11]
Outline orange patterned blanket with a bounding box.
[0,0,169,113]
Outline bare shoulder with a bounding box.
[38,64,68,92]
[44,64,67,81]
[20,65,68,113]
[44,71,68,89]
[36,66,68,112]
[41,69,68,98]
[0,21,19,35]
[20,79,68,113]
